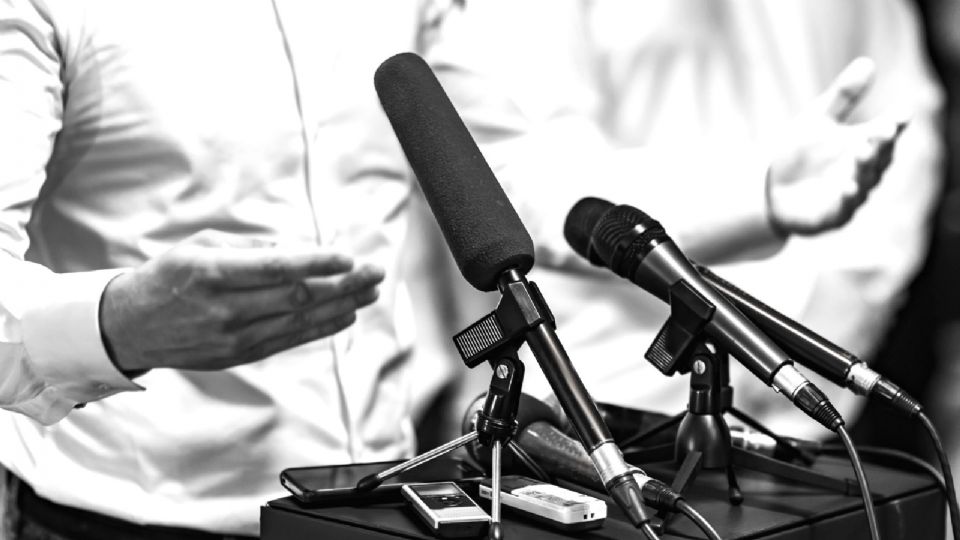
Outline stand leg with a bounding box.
[730,447,863,496]
[505,440,550,482]
[650,451,704,532]
[726,465,743,505]
[489,440,503,540]
[623,442,675,464]
[670,450,704,496]
[620,412,686,449]
[356,432,480,491]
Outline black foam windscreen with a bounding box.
[374,52,534,292]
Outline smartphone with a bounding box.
[280,456,479,505]
[479,475,606,531]
[402,482,490,538]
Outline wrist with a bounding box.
[99,273,149,378]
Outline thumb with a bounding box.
[816,57,876,121]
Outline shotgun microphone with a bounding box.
[374,52,649,528]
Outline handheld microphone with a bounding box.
[567,196,921,418]
[564,197,844,432]
[374,53,649,527]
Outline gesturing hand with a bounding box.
[766,57,905,236]
[100,231,385,374]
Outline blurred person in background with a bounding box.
[409,0,942,446]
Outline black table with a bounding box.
[261,453,944,539]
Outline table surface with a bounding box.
[265,450,945,539]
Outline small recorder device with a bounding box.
[401,482,490,538]
[479,475,606,531]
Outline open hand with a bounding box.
[100,231,384,373]
[766,57,905,236]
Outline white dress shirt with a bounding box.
[0,0,943,535]
[0,0,465,534]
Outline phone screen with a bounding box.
[280,456,478,505]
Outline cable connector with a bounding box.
[872,378,922,418]
[793,382,844,432]
[637,476,684,511]
[606,472,652,527]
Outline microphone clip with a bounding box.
[646,280,716,376]
[453,270,555,369]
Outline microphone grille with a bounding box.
[591,204,667,276]
[564,197,616,265]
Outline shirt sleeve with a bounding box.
[0,0,141,425]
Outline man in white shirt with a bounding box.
[0,0,912,538]
[0,1,462,537]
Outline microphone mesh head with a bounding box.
[591,204,667,277]
[564,197,616,265]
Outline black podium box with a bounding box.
[261,454,944,539]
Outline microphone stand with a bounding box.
[356,269,586,540]
[623,281,867,527]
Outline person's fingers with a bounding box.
[226,287,380,359]
[201,250,360,287]
[304,264,385,298]
[239,313,360,366]
[817,57,876,121]
[849,118,902,192]
[219,265,385,322]
[868,118,906,174]
[852,141,882,193]
[176,312,361,371]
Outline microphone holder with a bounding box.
[623,281,865,526]
[356,270,558,540]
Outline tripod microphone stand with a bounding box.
[357,349,527,540]
[356,270,592,540]
[623,281,865,526]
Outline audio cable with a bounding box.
[838,425,881,540]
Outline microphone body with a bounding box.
[696,265,921,417]
[374,53,649,526]
[566,198,843,432]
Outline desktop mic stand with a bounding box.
[356,271,556,540]
[623,281,863,519]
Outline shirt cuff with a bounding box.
[21,269,143,402]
